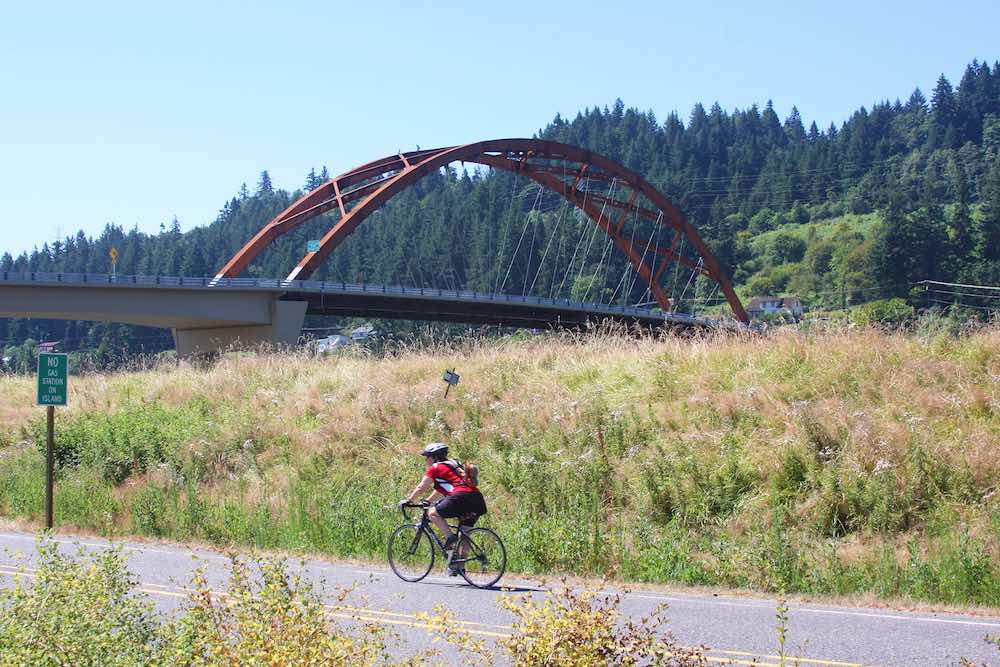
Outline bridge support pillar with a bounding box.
[172,300,307,358]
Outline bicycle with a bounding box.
[388,501,506,589]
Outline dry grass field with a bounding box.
[0,321,997,604]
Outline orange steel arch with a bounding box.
[216,139,749,323]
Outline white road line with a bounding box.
[0,532,230,561]
[630,593,1000,628]
[788,606,1000,628]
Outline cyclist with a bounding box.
[399,442,486,574]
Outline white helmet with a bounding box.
[420,442,449,456]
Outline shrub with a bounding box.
[160,556,402,666]
[29,401,202,483]
[500,587,705,666]
[768,232,807,264]
[0,541,160,665]
[426,585,706,667]
[849,298,912,327]
[0,540,423,666]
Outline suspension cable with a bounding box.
[492,172,522,293]
[676,257,704,309]
[556,175,593,297]
[670,236,685,309]
[573,177,617,294]
[625,211,661,303]
[583,231,615,303]
[607,206,641,305]
[528,200,570,296]
[499,184,543,293]
[521,191,544,296]
[635,222,661,307]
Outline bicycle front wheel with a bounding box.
[388,524,434,582]
[458,527,506,589]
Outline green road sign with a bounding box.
[307,240,321,253]
[37,353,68,406]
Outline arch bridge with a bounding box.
[207,138,748,352]
[218,139,747,324]
[1,140,748,357]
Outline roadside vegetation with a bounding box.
[0,540,705,666]
[0,316,997,606]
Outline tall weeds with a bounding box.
[0,323,997,604]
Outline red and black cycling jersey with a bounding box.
[425,461,477,495]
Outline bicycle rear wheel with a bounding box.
[457,527,506,589]
[388,524,434,582]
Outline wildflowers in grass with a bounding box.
[0,322,996,604]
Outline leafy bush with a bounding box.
[643,441,759,527]
[0,541,160,665]
[29,401,203,483]
[849,298,912,327]
[160,556,402,666]
[768,232,807,264]
[499,587,704,667]
[0,540,421,666]
[426,585,706,667]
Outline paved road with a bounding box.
[0,530,997,666]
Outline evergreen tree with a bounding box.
[784,106,806,143]
[947,160,976,279]
[257,171,273,195]
[180,241,211,277]
[977,157,1000,283]
[873,193,947,297]
[761,101,786,146]
[928,74,957,148]
[906,88,927,113]
[304,168,319,191]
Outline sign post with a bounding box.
[109,246,119,278]
[442,368,460,398]
[37,352,67,529]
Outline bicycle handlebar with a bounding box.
[399,501,429,519]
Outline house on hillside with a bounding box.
[746,296,804,320]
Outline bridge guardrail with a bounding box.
[0,271,714,326]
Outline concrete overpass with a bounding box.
[0,271,728,356]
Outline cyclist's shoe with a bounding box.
[448,565,465,577]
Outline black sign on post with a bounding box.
[442,369,460,398]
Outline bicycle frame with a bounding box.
[400,503,477,569]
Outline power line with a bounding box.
[917,279,1000,293]
[926,298,997,311]
[924,288,1000,302]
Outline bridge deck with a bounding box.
[0,271,731,331]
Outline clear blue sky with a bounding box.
[2,1,997,258]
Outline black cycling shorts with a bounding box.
[435,491,487,526]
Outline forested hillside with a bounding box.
[3,59,999,363]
